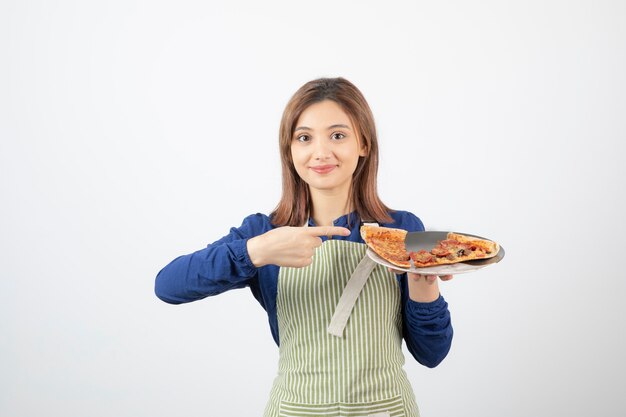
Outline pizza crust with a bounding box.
[447,232,499,255]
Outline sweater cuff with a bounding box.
[406,294,447,313]
[231,238,257,276]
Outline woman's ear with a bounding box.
[359,141,368,157]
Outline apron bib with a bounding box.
[263,240,420,417]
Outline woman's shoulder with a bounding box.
[242,212,276,228]
[381,210,425,232]
[231,213,276,237]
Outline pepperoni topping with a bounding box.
[410,250,434,265]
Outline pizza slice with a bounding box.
[360,225,410,268]
[409,232,499,267]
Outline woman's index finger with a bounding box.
[305,226,351,237]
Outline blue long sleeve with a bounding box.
[402,289,453,368]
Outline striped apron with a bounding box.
[263,239,420,417]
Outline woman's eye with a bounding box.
[331,132,345,140]
[296,134,310,142]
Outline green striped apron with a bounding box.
[263,239,420,417]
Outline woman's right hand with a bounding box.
[247,226,351,268]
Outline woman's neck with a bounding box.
[309,188,351,227]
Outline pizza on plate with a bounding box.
[361,225,499,269]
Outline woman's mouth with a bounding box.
[310,165,336,174]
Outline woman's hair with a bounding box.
[271,77,392,227]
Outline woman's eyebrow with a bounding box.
[294,124,350,132]
[294,124,351,132]
[327,124,351,130]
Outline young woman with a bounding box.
[155,77,453,417]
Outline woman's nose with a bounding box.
[313,139,331,160]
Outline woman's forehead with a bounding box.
[296,100,354,129]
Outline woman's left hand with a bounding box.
[408,273,454,282]
[387,268,454,282]
[407,273,452,302]
[388,269,454,302]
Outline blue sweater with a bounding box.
[155,210,453,368]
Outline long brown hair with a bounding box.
[271,77,392,226]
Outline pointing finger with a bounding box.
[305,226,351,237]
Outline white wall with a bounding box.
[1,1,625,416]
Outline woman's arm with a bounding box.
[401,275,453,368]
[154,214,351,304]
[154,214,271,304]
[389,211,453,367]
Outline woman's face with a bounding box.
[290,100,367,196]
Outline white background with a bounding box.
[1,1,625,416]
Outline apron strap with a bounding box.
[327,221,379,338]
[327,255,377,337]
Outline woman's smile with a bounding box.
[310,164,337,174]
